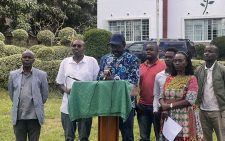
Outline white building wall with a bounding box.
[97,0,163,41]
[168,0,225,39]
[98,0,225,42]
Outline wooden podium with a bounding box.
[98,117,119,141]
[68,80,132,141]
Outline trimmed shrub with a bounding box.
[52,45,72,60]
[211,36,225,60]
[0,32,5,42]
[58,27,77,46]
[0,41,5,57]
[4,45,26,56]
[36,47,55,61]
[195,44,206,60]
[30,45,48,54]
[0,54,61,89]
[76,34,84,40]
[37,30,55,46]
[34,60,61,88]
[16,22,31,32]
[84,28,112,61]
[0,54,22,88]
[12,29,28,46]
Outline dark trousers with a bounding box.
[136,104,161,141]
[61,112,92,141]
[200,110,225,141]
[13,119,41,141]
[119,109,135,141]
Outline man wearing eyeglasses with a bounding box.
[56,39,100,141]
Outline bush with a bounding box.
[211,36,225,60]
[52,46,72,60]
[36,47,55,61]
[58,27,77,46]
[0,41,5,57]
[0,32,5,42]
[12,29,28,46]
[84,28,112,61]
[0,54,22,88]
[37,30,55,46]
[16,22,31,32]
[0,54,61,89]
[4,45,26,56]
[195,44,206,60]
[30,44,48,54]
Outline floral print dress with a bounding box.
[161,75,204,141]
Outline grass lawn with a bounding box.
[0,89,158,141]
[0,89,217,141]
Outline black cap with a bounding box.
[109,33,125,45]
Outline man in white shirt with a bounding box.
[56,39,99,141]
[153,48,177,140]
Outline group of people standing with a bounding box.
[8,33,225,141]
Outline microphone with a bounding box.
[67,76,80,81]
[103,66,112,80]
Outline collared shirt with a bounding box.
[153,70,169,112]
[18,69,37,120]
[56,56,100,114]
[139,60,166,105]
[201,62,219,111]
[98,52,140,107]
[98,52,139,85]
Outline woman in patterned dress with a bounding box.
[159,51,204,141]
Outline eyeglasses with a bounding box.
[71,44,83,48]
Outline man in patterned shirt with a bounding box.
[98,33,140,141]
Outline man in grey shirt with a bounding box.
[8,50,48,141]
[153,48,177,113]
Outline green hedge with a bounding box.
[0,32,5,42]
[211,36,225,60]
[195,44,206,60]
[30,45,71,60]
[0,54,225,89]
[3,45,26,56]
[84,28,112,61]
[30,45,47,54]
[51,45,71,60]
[58,27,76,46]
[12,29,28,47]
[36,47,55,61]
[0,54,61,89]
[37,30,55,46]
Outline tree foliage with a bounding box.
[0,0,97,37]
[211,36,225,60]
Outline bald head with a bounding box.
[22,50,35,58]
[21,50,35,68]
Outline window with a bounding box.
[185,18,225,41]
[109,19,149,42]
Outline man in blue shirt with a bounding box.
[98,33,140,141]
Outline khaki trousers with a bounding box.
[199,110,225,141]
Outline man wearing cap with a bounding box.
[98,33,140,141]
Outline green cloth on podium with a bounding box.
[68,80,132,122]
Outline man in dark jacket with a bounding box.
[195,44,225,141]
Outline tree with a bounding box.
[0,0,97,37]
[0,0,36,34]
